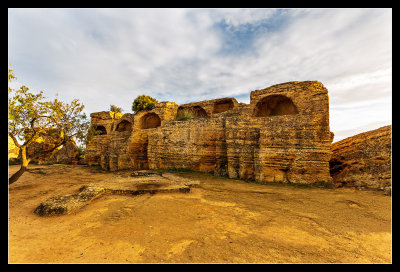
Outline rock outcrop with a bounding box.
[86,81,334,185]
[330,125,392,190]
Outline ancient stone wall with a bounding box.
[86,81,334,184]
[222,81,333,184]
[148,118,225,173]
[85,111,120,167]
[255,81,332,183]
[85,103,178,171]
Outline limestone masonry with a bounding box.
[85,81,334,184]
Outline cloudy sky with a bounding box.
[8,8,392,142]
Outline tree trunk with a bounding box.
[8,165,27,185]
[9,146,30,185]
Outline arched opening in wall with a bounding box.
[140,113,161,129]
[94,125,107,135]
[175,106,209,120]
[253,95,299,117]
[213,100,234,114]
[192,106,208,117]
[116,120,132,132]
[175,106,185,120]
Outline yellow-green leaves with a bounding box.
[8,66,89,149]
[131,94,158,113]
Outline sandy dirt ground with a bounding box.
[8,164,391,263]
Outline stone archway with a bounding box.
[213,99,234,114]
[253,95,299,117]
[192,106,208,117]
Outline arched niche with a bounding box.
[116,120,132,132]
[213,99,234,114]
[94,125,107,135]
[192,106,208,117]
[175,106,208,120]
[253,95,299,117]
[140,112,161,129]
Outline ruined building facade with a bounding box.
[85,81,334,184]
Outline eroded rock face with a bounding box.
[86,81,334,184]
[330,125,392,189]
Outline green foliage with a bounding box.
[8,64,16,94]
[77,145,86,159]
[8,87,89,145]
[110,104,123,113]
[8,85,47,144]
[8,65,89,165]
[131,94,158,113]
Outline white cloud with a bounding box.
[8,8,392,141]
[211,8,279,28]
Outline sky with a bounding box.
[8,8,392,142]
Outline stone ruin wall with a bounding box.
[85,81,334,184]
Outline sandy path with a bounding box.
[8,164,391,263]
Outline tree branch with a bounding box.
[21,115,52,147]
[8,133,21,148]
[27,134,72,161]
